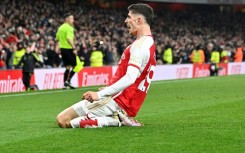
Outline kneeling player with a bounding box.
[56,3,156,128]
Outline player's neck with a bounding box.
[136,25,152,39]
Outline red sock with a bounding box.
[79,119,98,128]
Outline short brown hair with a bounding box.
[128,3,154,26]
[63,12,73,19]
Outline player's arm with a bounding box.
[67,38,75,49]
[83,65,140,102]
[55,29,59,42]
[98,65,140,97]
[67,30,75,49]
[83,44,143,102]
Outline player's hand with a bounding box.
[73,49,77,55]
[82,91,99,102]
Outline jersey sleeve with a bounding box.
[97,66,140,98]
[128,42,142,70]
[128,36,153,70]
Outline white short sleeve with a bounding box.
[129,36,153,70]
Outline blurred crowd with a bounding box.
[0,0,244,70]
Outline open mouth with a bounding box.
[127,24,131,30]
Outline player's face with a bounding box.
[66,15,74,26]
[125,11,139,36]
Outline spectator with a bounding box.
[12,42,26,69]
[0,44,6,69]
[220,45,229,63]
[205,43,214,63]
[210,46,220,64]
[2,44,13,69]
[78,46,91,67]
[0,0,244,66]
[103,45,115,66]
[35,46,48,67]
[189,45,205,64]
[45,43,62,68]
[177,50,189,64]
[90,46,103,67]
[156,45,164,64]
[243,45,245,61]
[15,43,44,91]
[163,44,173,64]
[234,42,243,62]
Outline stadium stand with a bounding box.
[0,0,244,70]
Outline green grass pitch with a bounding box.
[0,75,244,153]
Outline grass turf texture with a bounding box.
[0,75,244,153]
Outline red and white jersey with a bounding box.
[109,35,156,117]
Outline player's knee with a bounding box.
[56,113,71,128]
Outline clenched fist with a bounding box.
[82,91,99,102]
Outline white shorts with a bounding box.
[72,97,120,119]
